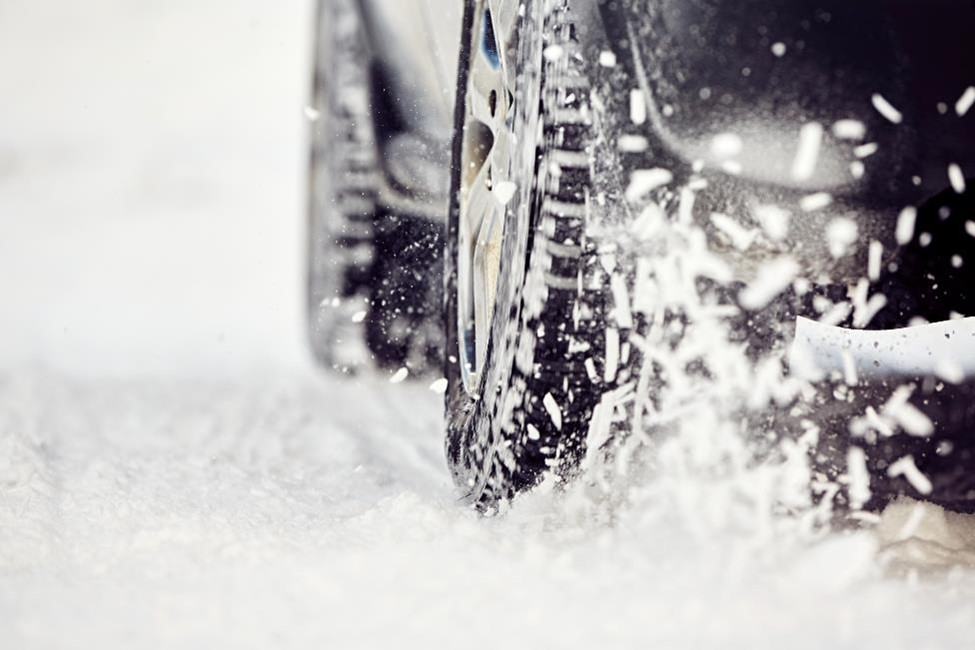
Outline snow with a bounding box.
[2,1,975,649]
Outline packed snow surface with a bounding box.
[1,1,974,648]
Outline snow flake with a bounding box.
[832,119,866,141]
[542,393,563,431]
[739,257,799,310]
[948,163,966,194]
[894,206,917,245]
[956,86,975,117]
[871,93,903,124]
[624,168,673,203]
[630,89,647,125]
[887,456,933,495]
[791,122,823,181]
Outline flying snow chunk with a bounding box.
[948,163,966,194]
[799,192,832,212]
[966,221,975,238]
[826,217,858,258]
[791,122,823,181]
[542,393,563,431]
[428,378,448,394]
[887,456,933,495]
[710,132,743,158]
[771,42,787,57]
[753,204,790,241]
[739,257,799,309]
[303,106,321,121]
[895,206,917,245]
[854,142,879,158]
[832,119,866,141]
[711,213,757,251]
[351,310,367,323]
[868,240,883,282]
[543,45,564,62]
[493,181,518,205]
[618,135,649,152]
[630,89,647,125]
[847,447,872,510]
[389,367,409,384]
[624,168,673,203]
[599,50,617,67]
[871,93,903,124]
[956,86,975,117]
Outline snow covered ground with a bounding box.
[1,1,974,648]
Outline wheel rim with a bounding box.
[457,1,519,393]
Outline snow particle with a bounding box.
[542,393,563,431]
[871,93,903,124]
[618,135,649,152]
[711,213,758,251]
[956,86,975,117]
[771,42,787,57]
[630,89,647,125]
[791,122,823,181]
[948,163,966,194]
[895,206,917,245]
[854,142,879,159]
[799,192,832,212]
[887,456,933,495]
[428,378,448,394]
[868,240,883,281]
[826,218,858,258]
[753,204,790,241]
[832,119,866,141]
[604,328,620,383]
[351,310,367,323]
[847,447,872,510]
[303,106,321,121]
[599,50,617,67]
[739,257,799,310]
[389,367,409,384]
[543,45,564,62]
[710,132,744,158]
[624,168,673,203]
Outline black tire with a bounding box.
[445,0,618,509]
[308,0,381,373]
[308,0,444,377]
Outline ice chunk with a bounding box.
[948,163,966,194]
[624,168,673,203]
[895,206,917,245]
[791,122,823,181]
[955,86,975,117]
[871,93,903,124]
[739,257,799,309]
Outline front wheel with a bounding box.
[444,0,619,508]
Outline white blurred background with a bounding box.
[0,0,312,376]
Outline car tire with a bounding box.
[444,0,623,509]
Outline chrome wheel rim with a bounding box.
[457,1,519,393]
